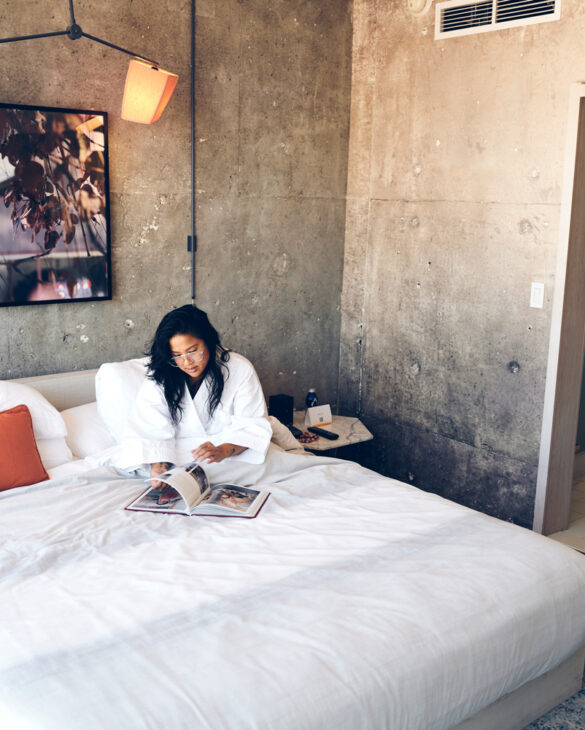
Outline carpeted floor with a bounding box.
[523,682,585,729]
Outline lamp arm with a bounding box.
[0,0,159,68]
[80,31,159,67]
[0,27,159,67]
[70,0,158,65]
[0,30,69,44]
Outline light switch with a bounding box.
[530,282,544,309]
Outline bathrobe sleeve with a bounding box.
[205,353,271,463]
[118,377,180,469]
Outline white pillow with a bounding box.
[95,358,149,442]
[37,437,74,470]
[61,401,116,458]
[0,381,67,439]
[268,416,305,452]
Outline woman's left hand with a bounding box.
[191,442,242,464]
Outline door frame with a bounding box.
[534,82,585,534]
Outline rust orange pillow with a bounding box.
[0,404,49,491]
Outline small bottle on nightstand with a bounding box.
[305,388,318,408]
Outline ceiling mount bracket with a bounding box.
[66,23,83,41]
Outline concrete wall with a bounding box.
[194,0,352,407]
[0,0,352,414]
[339,0,582,527]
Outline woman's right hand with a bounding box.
[150,462,171,489]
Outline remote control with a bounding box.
[287,425,303,439]
[307,426,339,440]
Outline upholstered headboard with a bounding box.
[13,369,98,411]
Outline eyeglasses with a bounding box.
[168,350,206,367]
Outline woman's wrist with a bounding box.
[225,444,246,458]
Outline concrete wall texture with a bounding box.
[340,0,584,527]
[1,0,581,526]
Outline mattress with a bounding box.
[1,449,585,730]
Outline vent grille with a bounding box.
[435,0,560,39]
[496,0,556,21]
[441,1,492,32]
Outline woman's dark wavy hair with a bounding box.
[147,305,230,425]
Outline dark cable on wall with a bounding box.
[190,0,197,304]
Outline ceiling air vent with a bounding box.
[435,0,561,39]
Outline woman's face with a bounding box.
[168,333,210,382]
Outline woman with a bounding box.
[124,305,272,486]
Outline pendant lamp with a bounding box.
[121,59,179,124]
[0,1,178,125]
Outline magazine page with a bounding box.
[194,484,266,516]
[153,462,209,509]
[127,462,209,514]
[127,485,189,514]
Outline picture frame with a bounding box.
[0,102,112,306]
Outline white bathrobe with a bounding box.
[120,352,272,469]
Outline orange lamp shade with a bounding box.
[121,58,178,124]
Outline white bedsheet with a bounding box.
[1,450,585,730]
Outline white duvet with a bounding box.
[1,449,585,730]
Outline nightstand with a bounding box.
[293,412,373,455]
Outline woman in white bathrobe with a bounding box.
[125,305,272,487]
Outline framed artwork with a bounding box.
[0,103,111,306]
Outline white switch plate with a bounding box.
[530,282,544,309]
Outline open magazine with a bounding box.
[125,461,270,518]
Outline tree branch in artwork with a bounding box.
[0,105,111,305]
[0,108,107,255]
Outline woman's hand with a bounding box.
[191,442,246,464]
[150,462,172,489]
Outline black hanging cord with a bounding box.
[190,0,197,304]
[67,0,82,38]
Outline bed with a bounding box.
[1,364,585,730]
